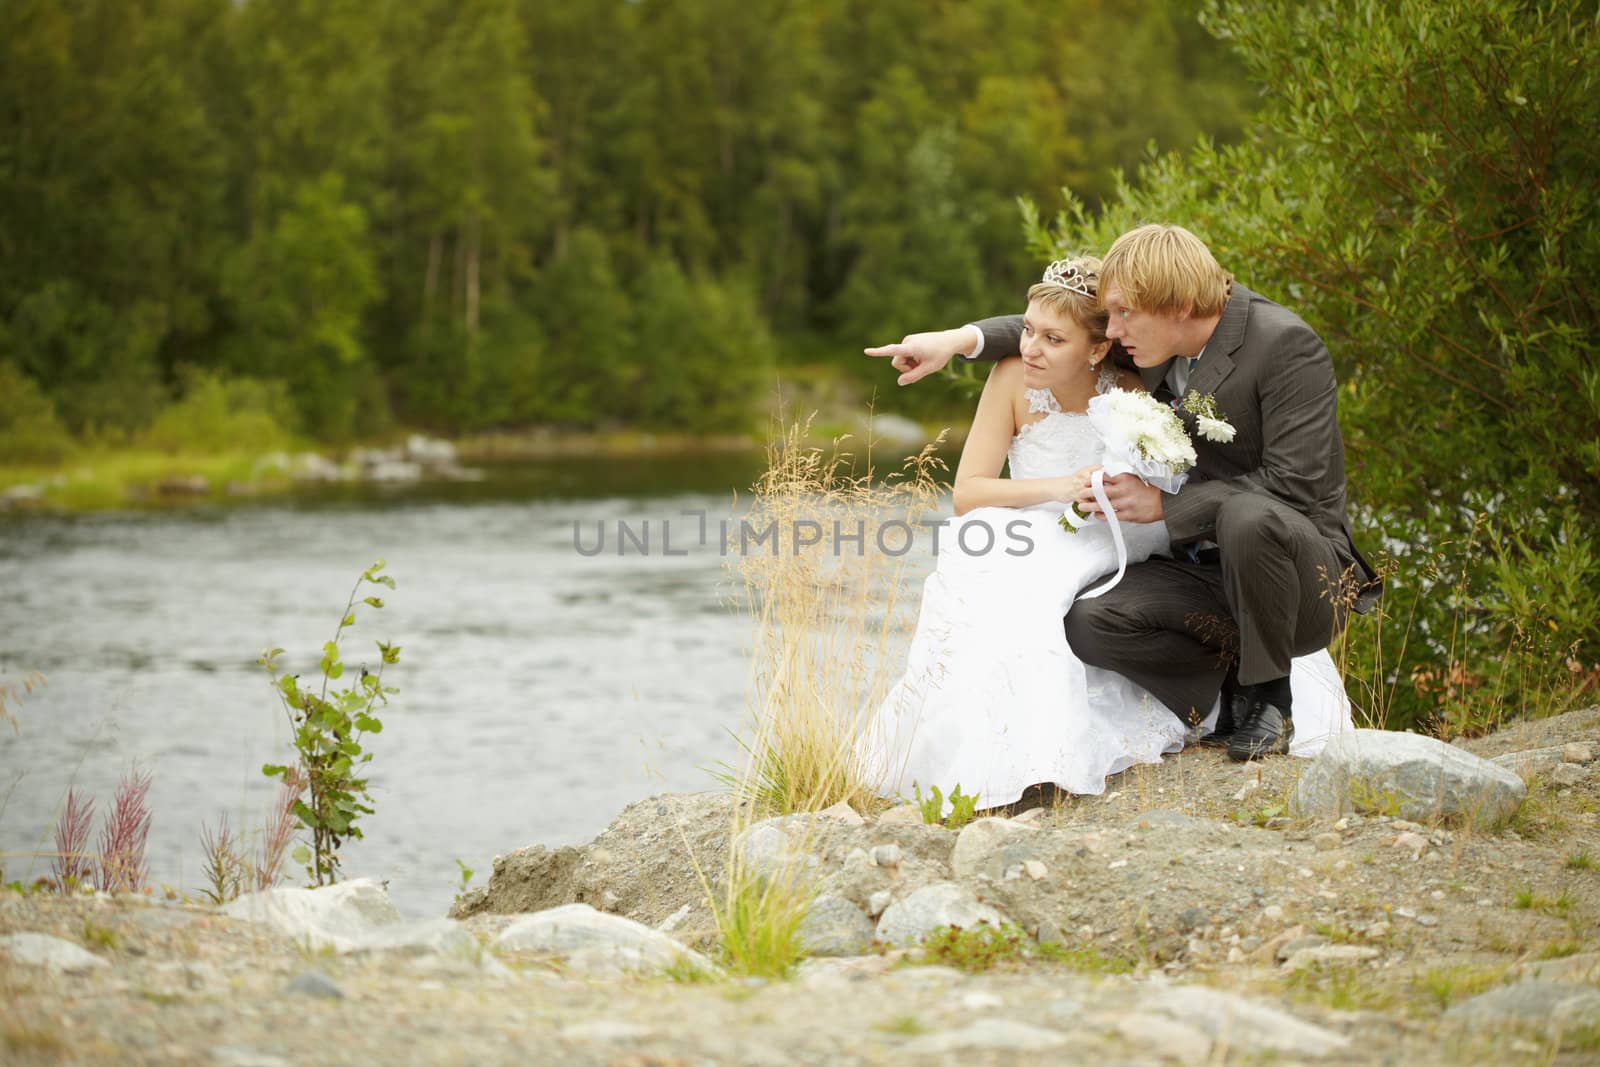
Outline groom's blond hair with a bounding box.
[1101,224,1232,318]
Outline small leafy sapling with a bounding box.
[912,783,979,829]
[260,560,400,886]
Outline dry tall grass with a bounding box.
[724,413,946,817]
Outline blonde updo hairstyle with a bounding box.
[1026,255,1109,346]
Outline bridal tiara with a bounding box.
[1041,259,1097,298]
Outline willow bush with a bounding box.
[1024,0,1600,731]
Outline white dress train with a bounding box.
[860,384,1353,809]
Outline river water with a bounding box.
[0,453,940,917]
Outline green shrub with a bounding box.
[0,361,75,463]
[140,370,295,454]
[1024,0,1600,731]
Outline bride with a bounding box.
[859,257,1350,810]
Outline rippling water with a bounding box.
[1,453,944,916]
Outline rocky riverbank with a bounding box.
[5,707,1599,1065]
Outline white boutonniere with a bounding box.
[1179,391,1236,443]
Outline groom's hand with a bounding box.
[864,328,975,386]
[1076,473,1165,523]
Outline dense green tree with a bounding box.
[0,0,1260,439]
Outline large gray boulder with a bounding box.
[492,903,719,976]
[875,881,1006,946]
[1142,986,1351,1058]
[1443,980,1600,1032]
[451,792,735,927]
[796,893,876,957]
[1290,729,1525,828]
[0,932,110,974]
[222,878,403,952]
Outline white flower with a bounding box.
[1196,415,1237,443]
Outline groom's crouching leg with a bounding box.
[1214,494,1341,687]
[1064,561,1232,727]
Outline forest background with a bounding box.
[0,0,1595,732]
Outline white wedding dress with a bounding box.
[860,382,1353,810]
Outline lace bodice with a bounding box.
[1007,369,1119,481]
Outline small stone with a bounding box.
[1116,1015,1213,1063]
[1277,934,1328,961]
[1263,905,1286,922]
[875,883,1006,947]
[871,843,903,868]
[1562,742,1594,765]
[0,932,110,974]
[903,1020,1069,1054]
[1415,913,1439,927]
[1392,831,1428,853]
[560,1020,652,1042]
[1391,819,1425,833]
[797,894,876,957]
[1284,944,1380,971]
[1023,860,1047,880]
[1036,918,1063,946]
[868,891,892,917]
[817,801,865,826]
[1549,763,1588,787]
[1178,906,1209,932]
[1313,832,1342,851]
[950,818,1040,880]
[1264,816,1292,830]
[876,804,925,827]
[1333,817,1351,831]
[960,991,1004,1010]
[213,1046,293,1067]
[1012,807,1046,823]
[284,972,344,999]
[1366,921,1392,939]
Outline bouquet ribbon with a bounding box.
[1077,469,1127,601]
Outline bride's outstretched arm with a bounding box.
[952,360,1077,515]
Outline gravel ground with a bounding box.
[4,707,1598,1066]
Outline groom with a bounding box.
[866,224,1379,760]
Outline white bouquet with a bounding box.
[1059,388,1196,533]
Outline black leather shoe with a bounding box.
[1227,699,1294,762]
[1196,691,1246,748]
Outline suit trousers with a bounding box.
[1064,492,1344,725]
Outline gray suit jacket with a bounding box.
[972,284,1379,610]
